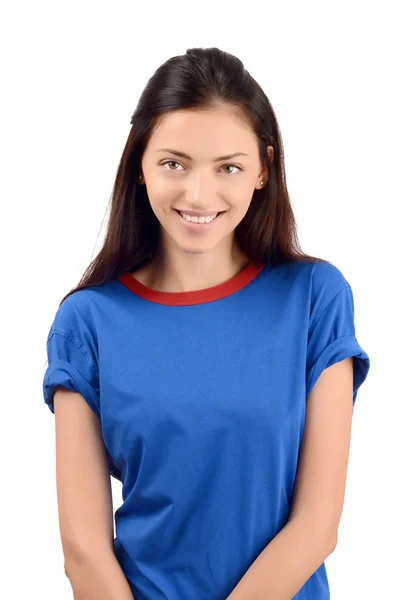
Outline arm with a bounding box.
[226,357,354,600]
[65,548,135,600]
[53,387,134,600]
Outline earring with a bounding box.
[260,180,264,186]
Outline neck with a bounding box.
[143,243,250,293]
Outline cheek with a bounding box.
[147,182,252,215]
[147,191,173,216]
[229,194,253,212]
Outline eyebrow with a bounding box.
[156,148,249,162]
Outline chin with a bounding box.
[176,243,215,255]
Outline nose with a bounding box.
[184,172,218,205]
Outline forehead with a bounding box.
[146,107,257,155]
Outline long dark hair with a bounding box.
[59,47,327,306]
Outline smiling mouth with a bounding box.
[175,210,226,222]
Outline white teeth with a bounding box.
[181,212,217,223]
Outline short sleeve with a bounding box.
[43,330,101,419]
[42,294,124,480]
[306,283,370,408]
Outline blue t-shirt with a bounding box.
[42,259,370,599]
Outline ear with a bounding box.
[257,146,274,188]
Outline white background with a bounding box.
[1,1,394,598]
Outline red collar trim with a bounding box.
[117,262,264,306]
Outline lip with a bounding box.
[174,209,226,232]
[174,209,224,217]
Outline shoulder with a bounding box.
[310,260,349,291]
[270,259,349,293]
[271,259,351,320]
[47,286,103,342]
[281,259,348,287]
[308,260,351,319]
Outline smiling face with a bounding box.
[139,104,270,258]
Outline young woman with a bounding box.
[43,47,370,600]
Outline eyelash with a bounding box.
[159,160,242,174]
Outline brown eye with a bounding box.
[222,164,241,174]
[160,160,182,170]
[160,161,241,174]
